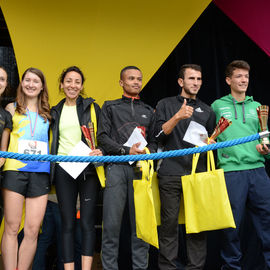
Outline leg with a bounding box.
[79,173,99,270]
[32,201,56,270]
[81,256,93,270]
[221,171,249,270]
[102,164,128,270]
[247,167,270,267]
[17,194,48,270]
[158,175,182,270]
[185,232,207,270]
[1,189,24,270]
[128,166,149,270]
[55,165,78,269]
[75,219,82,270]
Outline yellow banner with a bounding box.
[0,0,211,106]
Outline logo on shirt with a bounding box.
[195,107,204,113]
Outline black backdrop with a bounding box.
[1,2,270,269]
[141,2,270,109]
[138,2,270,269]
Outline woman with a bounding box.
[0,66,12,167]
[1,67,51,270]
[50,66,102,270]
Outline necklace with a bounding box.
[26,108,38,137]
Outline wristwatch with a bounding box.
[119,147,126,155]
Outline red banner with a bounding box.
[214,0,270,57]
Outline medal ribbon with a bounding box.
[27,108,38,137]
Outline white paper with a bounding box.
[124,127,148,164]
[183,121,208,146]
[59,141,91,179]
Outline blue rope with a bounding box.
[0,133,260,163]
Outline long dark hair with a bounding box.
[58,66,85,95]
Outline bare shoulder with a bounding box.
[5,102,15,116]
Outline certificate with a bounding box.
[59,141,91,179]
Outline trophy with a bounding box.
[257,105,270,146]
[88,122,96,150]
[209,116,232,141]
[81,123,96,150]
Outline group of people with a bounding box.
[0,59,269,270]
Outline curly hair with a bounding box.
[16,67,51,122]
[58,66,85,95]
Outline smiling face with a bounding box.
[0,68,8,96]
[61,71,83,102]
[226,68,249,95]
[119,69,142,97]
[21,71,43,99]
[178,68,202,99]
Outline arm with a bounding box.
[162,99,193,135]
[0,106,13,168]
[97,103,130,155]
[206,109,217,138]
[5,102,15,117]
[155,98,193,144]
[0,128,10,167]
[1,128,10,151]
[146,111,157,153]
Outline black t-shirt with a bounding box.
[0,107,12,139]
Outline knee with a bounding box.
[161,216,178,232]
[4,221,21,237]
[62,219,75,234]
[23,224,41,240]
[103,222,121,238]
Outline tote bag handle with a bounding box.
[140,147,154,183]
[191,149,215,174]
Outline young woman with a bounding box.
[0,66,12,167]
[1,67,51,270]
[50,66,102,270]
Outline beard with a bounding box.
[183,87,199,96]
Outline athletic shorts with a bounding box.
[1,171,50,197]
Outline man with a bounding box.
[155,64,216,270]
[97,66,156,270]
[211,60,270,269]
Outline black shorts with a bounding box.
[1,171,50,197]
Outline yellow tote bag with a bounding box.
[152,172,161,226]
[133,149,159,248]
[181,150,236,234]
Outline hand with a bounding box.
[0,158,6,168]
[89,149,103,156]
[256,144,270,155]
[207,138,216,145]
[176,99,193,120]
[129,142,146,155]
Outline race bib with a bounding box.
[18,140,48,155]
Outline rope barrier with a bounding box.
[0,133,260,163]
